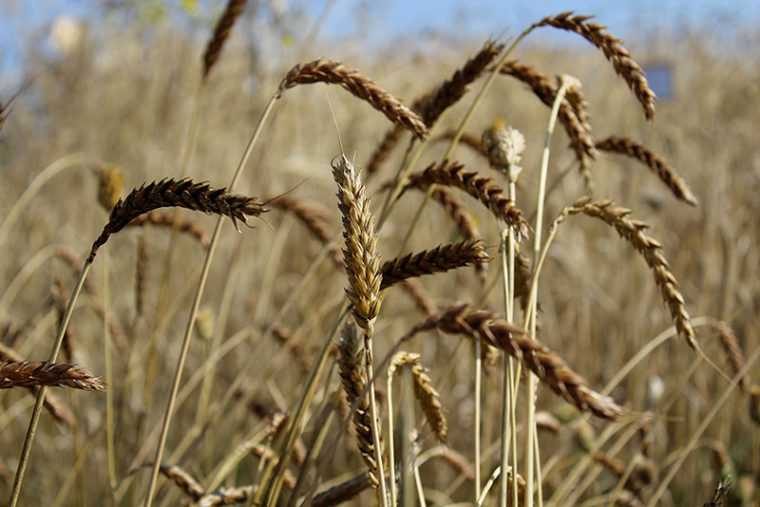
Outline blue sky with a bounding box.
[1,0,758,89]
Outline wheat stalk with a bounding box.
[532,12,656,119]
[595,136,698,206]
[402,161,529,238]
[0,361,105,391]
[406,303,624,420]
[380,239,487,289]
[202,0,247,78]
[280,60,427,139]
[88,178,267,262]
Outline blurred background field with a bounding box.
[0,1,759,505]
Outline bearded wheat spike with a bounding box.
[0,361,105,391]
[158,464,204,501]
[202,0,247,78]
[564,199,696,350]
[198,485,256,506]
[280,60,427,139]
[408,304,623,420]
[0,343,76,427]
[337,323,380,486]
[380,240,487,289]
[595,136,698,206]
[498,60,596,167]
[332,155,383,331]
[403,161,529,238]
[88,178,267,262]
[533,11,656,119]
[312,472,373,507]
[388,352,448,443]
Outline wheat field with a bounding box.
[0,3,759,506]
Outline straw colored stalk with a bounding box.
[127,211,211,246]
[337,323,381,486]
[387,352,447,442]
[279,60,427,139]
[402,161,529,238]
[0,361,105,391]
[498,60,596,168]
[713,321,748,392]
[595,136,698,206]
[53,277,74,361]
[312,471,373,507]
[0,343,75,427]
[198,485,255,506]
[88,178,267,262]
[408,303,624,419]
[564,199,697,349]
[532,12,656,119]
[380,239,487,289]
[202,0,247,78]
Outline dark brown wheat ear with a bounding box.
[88,178,267,263]
[405,303,624,420]
[280,60,427,139]
[595,136,698,206]
[532,12,656,119]
[402,161,529,238]
[203,0,247,78]
[380,239,488,290]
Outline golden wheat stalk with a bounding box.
[406,303,624,419]
[0,361,105,391]
[595,136,698,206]
[533,12,656,119]
[280,60,427,139]
[202,0,247,78]
[88,178,267,262]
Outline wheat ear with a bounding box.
[0,361,104,391]
[280,60,427,139]
[498,60,596,168]
[563,198,696,349]
[713,321,748,392]
[312,471,373,507]
[595,136,698,206]
[532,12,656,119]
[0,343,76,427]
[402,161,529,238]
[202,0,247,78]
[407,303,624,419]
[387,352,447,442]
[198,485,256,506]
[380,239,487,289]
[88,178,267,262]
